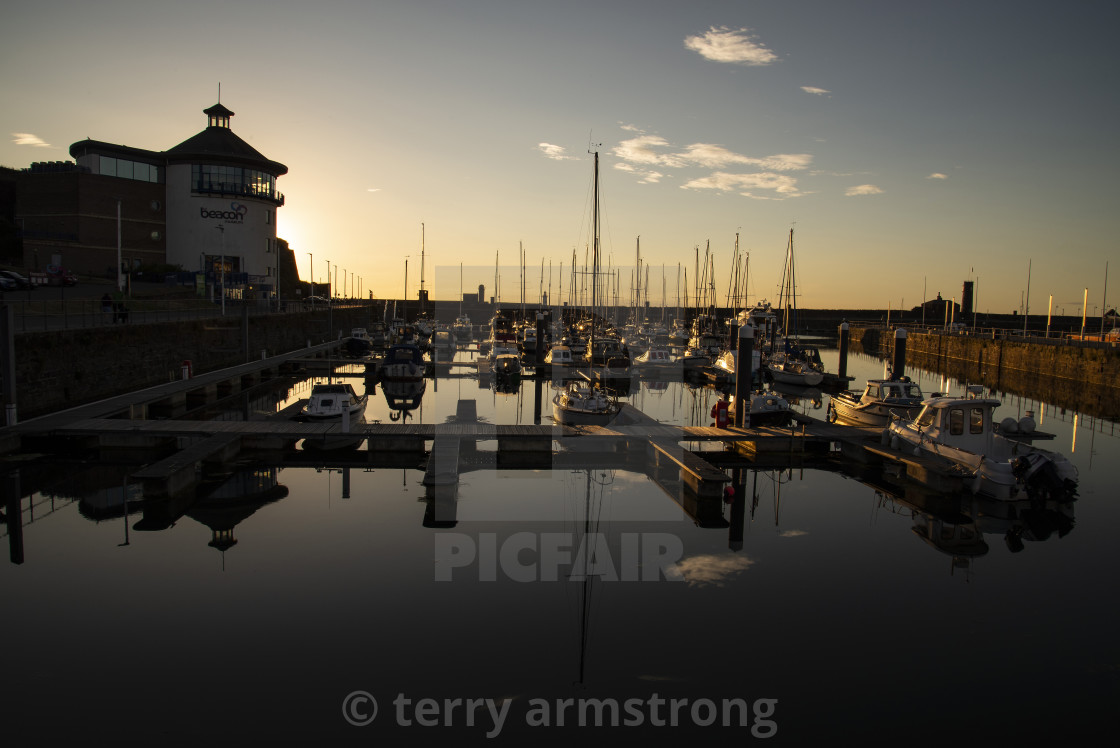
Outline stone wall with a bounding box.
[13,307,376,419]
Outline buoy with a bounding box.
[1000,416,1019,433]
[1018,416,1036,434]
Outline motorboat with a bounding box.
[294,382,367,449]
[728,391,794,427]
[828,377,924,427]
[765,351,824,387]
[381,342,426,382]
[453,314,472,344]
[544,345,574,367]
[632,347,677,378]
[493,352,522,380]
[430,329,455,363]
[552,380,621,426]
[885,388,1078,501]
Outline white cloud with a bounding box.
[801,86,830,95]
[927,172,948,179]
[845,184,884,196]
[613,163,664,184]
[367,188,381,193]
[12,132,52,148]
[611,135,685,167]
[684,26,778,66]
[683,171,803,199]
[673,553,755,587]
[537,142,576,161]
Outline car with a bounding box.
[0,270,34,290]
[304,295,329,304]
[0,276,16,292]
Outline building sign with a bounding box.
[201,202,248,224]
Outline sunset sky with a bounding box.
[3,0,1117,315]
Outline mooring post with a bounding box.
[533,378,542,425]
[733,325,754,428]
[535,313,545,366]
[838,321,850,381]
[1,305,16,425]
[893,328,907,379]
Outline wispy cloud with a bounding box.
[684,26,778,66]
[801,86,830,95]
[537,142,576,161]
[367,188,381,193]
[12,132,52,148]
[926,172,948,180]
[613,162,664,184]
[845,184,883,196]
[683,171,803,199]
[673,553,755,587]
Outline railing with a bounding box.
[849,320,1119,350]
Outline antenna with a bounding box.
[218,82,221,103]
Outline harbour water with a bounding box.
[2,345,1116,745]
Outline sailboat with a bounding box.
[553,149,621,426]
[765,228,824,386]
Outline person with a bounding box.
[710,392,730,428]
[101,293,113,323]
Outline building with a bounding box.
[14,102,288,296]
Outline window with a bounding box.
[916,407,935,428]
[970,408,985,434]
[949,408,964,435]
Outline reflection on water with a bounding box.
[0,344,1116,742]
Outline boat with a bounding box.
[632,347,677,378]
[381,342,426,382]
[453,314,473,344]
[828,376,924,427]
[727,390,794,427]
[430,329,455,363]
[382,377,426,422]
[765,350,824,387]
[544,345,575,368]
[294,382,367,449]
[553,149,621,427]
[343,328,372,358]
[493,351,522,380]
[885,387,1078,501]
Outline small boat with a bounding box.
[381,342,426,382]
[765,351,824,387]
[453,314,472,343]
[552,380,621,426]
[344,328,372,358]
[728,391,794,427]
[545,345,575,368]
[885,388,1078,501]
[294,382,367,449]
[430,329,455,362]
[632,347,677,377]
[828,377,924,427]
[493,352,522,380]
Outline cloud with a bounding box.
[612,135,686,167]
[366,188,381,193]
[684,26,778,66]
[673,554,755,587]
[845,184,884,196]
[801,86,830,95]
[613,162,664,184]
[926,172,948,179]
[682,171,804,199]
[12,132,52,148]
[537,142,576,161]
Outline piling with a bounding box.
[838,322,850,381]
[733,325,754,427]
[893,328,907,379]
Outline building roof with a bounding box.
[165,126,288,176]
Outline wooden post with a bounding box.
[733,325,754,428]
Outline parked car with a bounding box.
[0,276,16,292]
[0,270,35,290]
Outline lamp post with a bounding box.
[307,252,314,309]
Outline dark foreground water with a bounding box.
[2,347,1117,746]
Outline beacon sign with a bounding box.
[201,202,248,224]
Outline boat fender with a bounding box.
[1000,416,1019,434]
[890,435,900,450]
[880,429,891,446]
[1018,415,1036,434]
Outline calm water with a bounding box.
[2,346,1117,745]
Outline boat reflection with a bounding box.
[383,378,427,421]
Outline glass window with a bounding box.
[949,409,964,435]
[916,407,935,428]
[116,159,133,180]
[100,156,117,176]
[970,408,984,434]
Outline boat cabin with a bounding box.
[862,379,923,405]
[910,396,1001,454]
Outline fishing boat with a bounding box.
[553,149,621,427]
[885,387,1078,501]
[828,377,924,427]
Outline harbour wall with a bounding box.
[849,326,1120,419]
[11,307,375,420]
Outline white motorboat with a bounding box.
[381,342,426,382]
[295,382,367,450]
[885,388,1078,501]
[828,377,924,427]
[632,347,677,378]
[728,391,794,427]
[544,345,574,367]
[552,380,620,426]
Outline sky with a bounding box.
[3,0,1118,315]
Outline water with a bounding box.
[2,346,1117,745]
